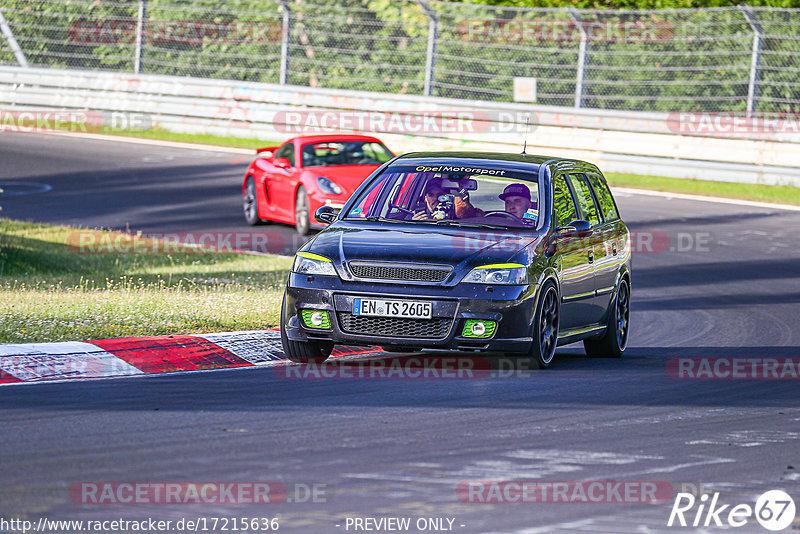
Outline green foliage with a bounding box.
[1,0,798,112]
[466,0,800,8]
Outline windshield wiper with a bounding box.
[361,216,403,223]
[434,220,510,230]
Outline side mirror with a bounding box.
[315,206,337,225]
[557,219,592,237]
[274,157,291,169]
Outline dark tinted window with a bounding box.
[566,173,600,226]
[553,174,578,227]
[275,143,294,166]
[301,141,393,167]
[586,174,619,221]
[344,166,540,229]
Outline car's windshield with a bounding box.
[301,141,393,167]
[343,163,540,229]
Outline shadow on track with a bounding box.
[1,345,797,412]
[625,210,787,230]
[634,258,800,289]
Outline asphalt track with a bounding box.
[0,133,310,254]
[1,132,800,533]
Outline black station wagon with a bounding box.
[280,152,631,369]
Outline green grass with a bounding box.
[41,116,280,150]
[0,220,292,344]
[101,127,281,150]
[606,172,800,206]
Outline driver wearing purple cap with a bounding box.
[499,183,537,222]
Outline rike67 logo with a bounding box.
[668,490,796,531]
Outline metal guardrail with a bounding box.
[1,66,799,186]
[0,1,798,114]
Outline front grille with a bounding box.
[349,262,451,282]
[338,313,452,339]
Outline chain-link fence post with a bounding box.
[0,6,29,67]
[416,0,437,97]
[134,0,147,73]
[568,8,588,108]
[739,5,763,116]
[278,0,292,85]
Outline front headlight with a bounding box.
[292,252,337,276]
[462,263,528,285]
[317,176,343,195]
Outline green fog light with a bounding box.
[301,309,331,329]
[462,320,496,339]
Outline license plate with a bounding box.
[352,298,432,319]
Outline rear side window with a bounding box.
[553,174,578,227]
[275,143,295,166]
[566,173,601,226]
[586,174,619,221]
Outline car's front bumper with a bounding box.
[283,273,540,353]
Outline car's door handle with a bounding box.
[588,251,594,263]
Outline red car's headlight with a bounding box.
[317,176,343,195]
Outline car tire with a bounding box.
[243,177,264,226]
[280,297,333,364]
[526,281,560,370]
[584,277,630,358]
[295,187,311,236]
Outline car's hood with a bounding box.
[305,222,542,281]
[303,164,382,188]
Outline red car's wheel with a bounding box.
[295,186,311,236]
[243,177,263,226]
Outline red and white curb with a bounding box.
[0,330,381,386]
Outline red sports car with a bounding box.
[242,134,394,234]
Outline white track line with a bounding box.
[38,130,253,154]
[27,131,800,212]
[613,187,800,212]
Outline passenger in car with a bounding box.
[412,178,483,220]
